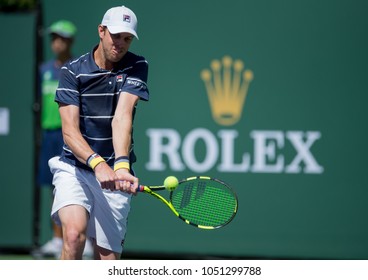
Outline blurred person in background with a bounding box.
[32,20,93,259]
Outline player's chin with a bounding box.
[110,51,125,62]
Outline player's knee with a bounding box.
[63,227,86,248]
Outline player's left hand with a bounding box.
[115,168,139,195]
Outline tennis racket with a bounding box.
[137,176,238,229]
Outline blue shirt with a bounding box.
[55,46,149,170]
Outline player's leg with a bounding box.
[58,204,89,260]
[49,156,93,259]
[94,243,120,260]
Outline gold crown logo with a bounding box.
[200,56,253,126]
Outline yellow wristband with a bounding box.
[114,161,130,171]
[89,155,105,169]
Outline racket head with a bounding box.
[169,176,238,229]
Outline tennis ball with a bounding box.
[164,176,179,191]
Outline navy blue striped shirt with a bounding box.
[55,46,149,171]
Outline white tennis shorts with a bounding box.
[49,156,132,253]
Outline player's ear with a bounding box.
[98,25,106,38]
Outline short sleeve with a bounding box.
[55,65,80,106]
[122,59,149,101]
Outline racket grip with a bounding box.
[136,185,145,192]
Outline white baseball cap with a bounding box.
[101,6,139,39]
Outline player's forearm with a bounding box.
[62,127,95,165]
[59,104,95,165]
[112,92,139,162]
[112,117,132,158]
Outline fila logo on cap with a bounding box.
[123,15,131,23]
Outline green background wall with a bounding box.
[0,0,367,259]
[0,13,35,247]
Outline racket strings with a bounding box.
[171,180,237,227]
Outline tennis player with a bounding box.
[48,5,149,260]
